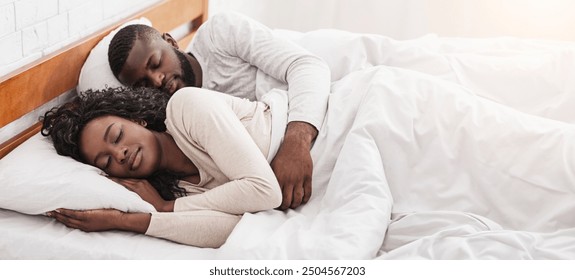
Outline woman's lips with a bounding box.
[129,147,142,171]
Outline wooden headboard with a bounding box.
[0,0,208,158]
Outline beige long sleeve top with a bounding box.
[144,87,283,248]
[187,11,331,131]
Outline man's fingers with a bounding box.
[290,183,305,209]
[302,177,312,204]
[280,184,294,210]
[279,176,313,210]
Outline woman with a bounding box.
[42,86,283,248]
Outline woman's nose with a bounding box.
[114,147,129,164]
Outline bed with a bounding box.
[2,0,575,259]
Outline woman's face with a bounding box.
[79,115,162,178]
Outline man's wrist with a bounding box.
[284,121,318,148]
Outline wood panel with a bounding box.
[0,123,41,159]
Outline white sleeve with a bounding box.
[145,210,240,248]
[207,12,331,130]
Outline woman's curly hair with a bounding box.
[41,86,186,200]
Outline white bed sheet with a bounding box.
[2,30,575,259]
[377,211,575,259]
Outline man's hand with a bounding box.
[271,121,317,210]
[47,208,151,233]
[109,178,174,212]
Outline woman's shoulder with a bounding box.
[166,87,240,127]
[165,88,231,148]
[168,87,227,109]
[170,87,221,100]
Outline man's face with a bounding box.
[117,37,195,95]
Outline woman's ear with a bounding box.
[161,33,179,49]
[133,119,148,127]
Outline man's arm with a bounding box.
[205,13,331,209]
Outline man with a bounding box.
[107,12,331,210]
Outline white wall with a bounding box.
[0,0,160,78]
[209,0,575,42]
[209,0,429,39]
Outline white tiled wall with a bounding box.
[0,0,160,144]
[0,0,160,78]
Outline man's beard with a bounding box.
[174,48,196,87]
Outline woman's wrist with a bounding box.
[117,212,152,234]
[159,200,175,212]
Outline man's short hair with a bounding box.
[108,24,160,79]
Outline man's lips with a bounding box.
[162,76,177,95]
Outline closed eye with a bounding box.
[115,128,123,144]
[152,59,161,69]
[103,156,111,170]
[149,54,161,69]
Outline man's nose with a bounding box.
[114,147,129,164]
[147,71,164,88]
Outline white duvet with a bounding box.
[2,30,575,259]
[222,30,575,259]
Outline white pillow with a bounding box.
[76,18,152,95]
[0,134,155,215]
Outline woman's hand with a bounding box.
[109,177,174,212]
[47,208,151,234]
[46,208,124,232]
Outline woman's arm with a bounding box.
[47,208,239,248]
[47,208,150,234]
[166,88,283,214]
[145,210,241,248]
